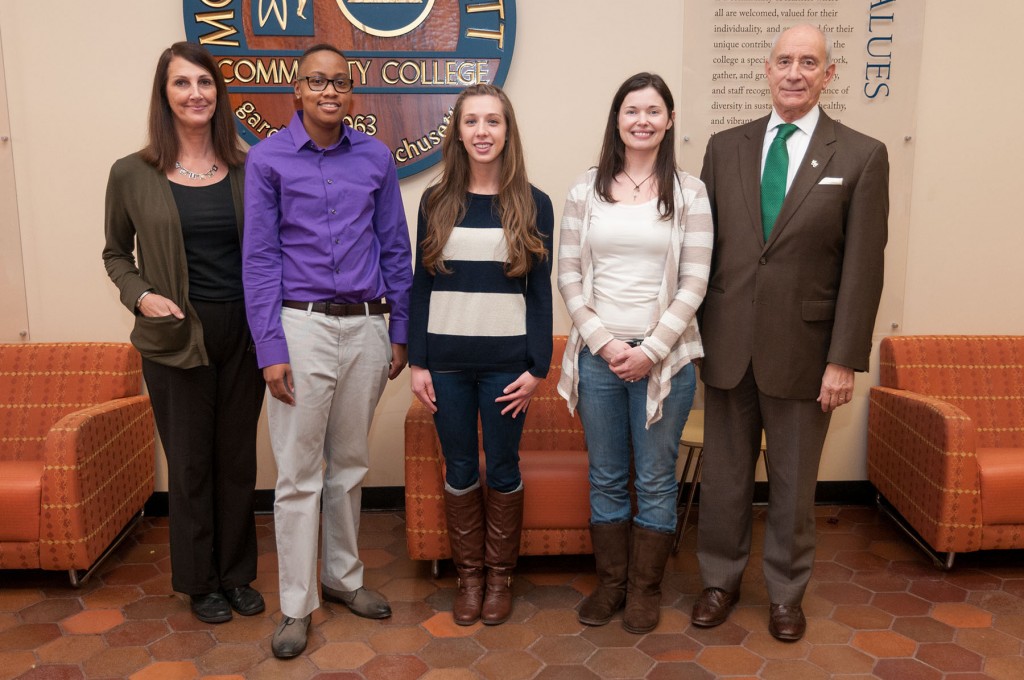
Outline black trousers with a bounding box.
[143,299,265,595]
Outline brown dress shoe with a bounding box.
[769,603,806,641]
[690,587,739,628]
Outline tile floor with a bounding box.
[2,506,1024,679]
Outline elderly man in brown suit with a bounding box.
[692,24,888,641]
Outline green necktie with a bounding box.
[760,123,799,240]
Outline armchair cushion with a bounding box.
[976,448,1024,525]
[508,450,590,530]
[0,461,44,541]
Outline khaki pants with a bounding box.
[269,306,391,619]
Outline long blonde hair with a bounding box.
[420,84,547,277]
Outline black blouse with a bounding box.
[169,175,243,301]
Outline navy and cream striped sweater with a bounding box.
[409,188,554,377]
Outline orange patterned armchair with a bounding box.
[0,342,155,585]
[867,335,1024,568]
[405,336,592,575]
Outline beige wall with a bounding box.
[901,4,1024,334]
[0,28,29,342]
[1,1,1021,490]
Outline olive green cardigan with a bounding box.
[102,152,246,368]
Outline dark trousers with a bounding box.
[697,363,832,605]
[143,299,265,595]
[430,369,526,493]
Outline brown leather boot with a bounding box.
[481,486,524,625]
[623,524,674,634]
[578,521,630,626]
[444,486,486,626]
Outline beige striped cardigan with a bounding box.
[556,167,713,427]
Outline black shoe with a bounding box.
[223,585,266,616]
[190,592,232,624]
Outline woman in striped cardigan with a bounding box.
[557,72,712,634]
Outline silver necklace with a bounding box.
[175,161,219,181]
[622,169,655,199]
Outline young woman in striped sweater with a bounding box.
[557,73,712,634]
[408,84,553,626]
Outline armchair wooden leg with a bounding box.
[673,422,768,556]
[673,445,703,554]
[67,508,146,587]
[431,559,440,579]
[875,493,955,570]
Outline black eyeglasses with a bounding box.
[299,75,353,93]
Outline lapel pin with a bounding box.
[811,160,819,168]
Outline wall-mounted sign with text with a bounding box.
[183,0,516,178]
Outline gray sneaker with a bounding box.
[322,584,392,619]
[271,614,311,659]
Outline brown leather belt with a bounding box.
[282,299,391,316]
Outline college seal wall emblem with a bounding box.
[183,0,516,178]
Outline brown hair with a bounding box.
[140,41,245,171]
[596,72,677,219]
[420,84,547,278]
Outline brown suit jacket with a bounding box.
[699,109,888,399]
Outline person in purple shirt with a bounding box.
[242,43,412,659]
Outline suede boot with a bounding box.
[444,486,486,625]
[578,521,630,626]
[623,524,674,634]
[481,487,524,625]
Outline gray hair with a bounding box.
[769,24,833,64]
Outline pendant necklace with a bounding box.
[622,169,654,200]
[175,161,219,181]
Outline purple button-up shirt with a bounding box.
[243,112,413,368]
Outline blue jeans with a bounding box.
[576,348,696,533]
[430,370,526,493]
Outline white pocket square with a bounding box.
[818,177,843,185]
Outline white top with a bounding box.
[557,168,713,426]
[761,106,821,193]
[587,198,672,339]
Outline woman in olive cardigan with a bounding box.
[102,42,264,625]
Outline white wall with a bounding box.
[1,1,1021,490]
